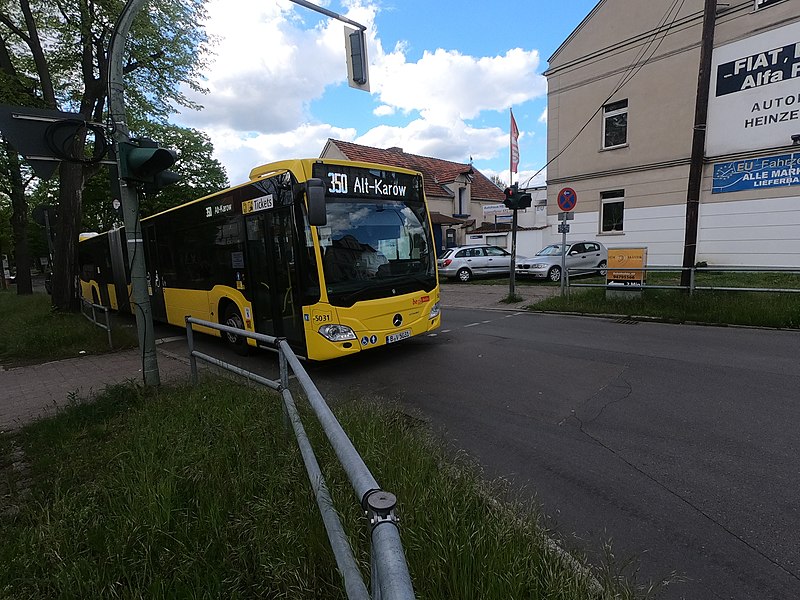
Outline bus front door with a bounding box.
[245,209,305,353]
[143,224,167,322]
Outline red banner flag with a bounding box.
[510,109,520,174]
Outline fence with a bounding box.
[566,265,800,295]
[80,297,113,348]
[184,316,415,600]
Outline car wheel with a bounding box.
[223,303,250,356]
[597,260,607,276]
[457,268,472,283]
[548,266,562,283]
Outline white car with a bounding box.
[515,241,608,282]
[437,245,523,282]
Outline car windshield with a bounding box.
[319,199,436,306]
[536,244,564,256]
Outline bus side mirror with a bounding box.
[306,178,327,226]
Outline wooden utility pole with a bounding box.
[681,0,717,288]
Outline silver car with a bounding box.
[437,245,521,282]
[515,241,608,282]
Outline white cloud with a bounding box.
[176,0,550,185]
[207,123,357,184]
[373,105,395,116]
[538,108,548,124]
[371,47,546,121]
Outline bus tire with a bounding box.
[223,303,250,356]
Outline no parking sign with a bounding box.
[557,187,577,212]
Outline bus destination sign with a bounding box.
[313,163,419,201]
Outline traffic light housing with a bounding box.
[118,137,180,192]
[503,184,533,210]
[345,27,370,91]
[503,185,516,209]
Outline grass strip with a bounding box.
[0,380,661,599]
[532,287,800,329]
[0,291,138,366]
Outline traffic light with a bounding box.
[345,27,370,91]
[503,184,533,210]
[516,189,532,209]
[503,184,517,209]
[118,137,180,192]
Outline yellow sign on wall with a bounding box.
[607,248,647,285]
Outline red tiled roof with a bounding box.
[430,212,467,225]
[325,139,505,203]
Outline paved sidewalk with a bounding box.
[0,349,189,432]
[439,282,559,309]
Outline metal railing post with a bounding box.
[104,306,113,349]
[690,267,696,296]
[186,316,198,385]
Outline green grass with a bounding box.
[0,380,662,599]
[532,287,800,328]
[0,291,138,366]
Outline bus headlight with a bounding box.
[318,324,357,342]
[429,301,441,320]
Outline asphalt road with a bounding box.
[158,307,800,599]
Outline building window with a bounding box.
[602,99,628,149]
[601,190,624,232]
[486,234,506,248]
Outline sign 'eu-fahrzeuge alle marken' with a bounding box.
[706,20,800,157]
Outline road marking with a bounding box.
[464,322,481,328]
[428,333,437,337]
[441,329,451,333]
[156,336,185,345]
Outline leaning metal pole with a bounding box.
[107,0,160,386]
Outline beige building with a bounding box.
[545,0,800,266]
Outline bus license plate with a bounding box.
[386,329,411,344]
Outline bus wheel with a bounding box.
[223,304,250,356]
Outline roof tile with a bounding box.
[325,139,505,202]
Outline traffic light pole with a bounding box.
[108,0,160,386]
[509,208,518,298]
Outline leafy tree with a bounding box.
[0,0,211,309]
[129,124,228,217]
[490,174,507,189]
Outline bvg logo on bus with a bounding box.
[412,295,430,306]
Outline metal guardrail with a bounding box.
[80,297,113,349]
[566,265,800,295]
[184,316,415,600]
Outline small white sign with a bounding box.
[483,203,510,216]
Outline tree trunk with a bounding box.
[51,161,84,311]
[4,141,32,295]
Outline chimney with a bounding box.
[387,146,404,153]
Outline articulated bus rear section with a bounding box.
[78,157,441,360]
[78,229,131,313]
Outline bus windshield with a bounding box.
[320,198,435,306]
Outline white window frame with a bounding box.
[602,99,628,149]
[486,234,507,248]
[600,190,625,233]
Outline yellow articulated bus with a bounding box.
[79,158,441,360]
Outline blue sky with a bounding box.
[176,0,599,187]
